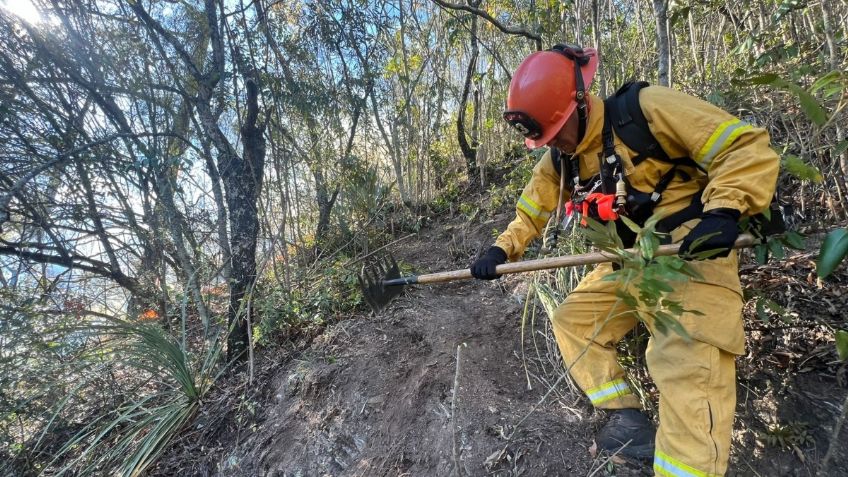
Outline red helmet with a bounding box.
[503,46,598,149]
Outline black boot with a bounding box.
[596,409,656,460]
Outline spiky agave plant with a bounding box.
[40,321,227,477]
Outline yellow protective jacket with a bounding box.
[494,86,780,266]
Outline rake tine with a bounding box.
[359,265,380,312]
[357,266,369,295]
[356,252,410,314]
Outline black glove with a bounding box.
[470,246,508,280]
[679,208,741,259]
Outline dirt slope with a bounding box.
[154,216,848,477]
[218,220,607,476]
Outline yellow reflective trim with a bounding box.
[695,119,753,169]
[517,194,551,220]
[696,120,738,162]
[586,378,631,405]
[654,450,719,477]
[520,193,543,212]
[516,200,536,218]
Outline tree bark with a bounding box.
[457,0,480,183]
[652,0,670,87]
[591,0,605,97]
[820,0,848,188]
[225,78,266,361]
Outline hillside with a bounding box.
[152,213,848,476]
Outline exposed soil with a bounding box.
[153,214,848,477]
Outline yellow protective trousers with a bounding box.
[551,248,744,476]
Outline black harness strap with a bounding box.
[599,82,706,232]
[607,82,705,172]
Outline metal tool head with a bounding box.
[358,254,405,313]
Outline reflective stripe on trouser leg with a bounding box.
[550,263,641,410]
[646,277,742,476]
[585,378,632,406]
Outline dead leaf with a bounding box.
[588,440,598,458]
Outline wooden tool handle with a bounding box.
[414,234,757,285]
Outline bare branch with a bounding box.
[430,0,542,50]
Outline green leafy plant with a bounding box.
[582,215,704,339]
[813,229,848,364]
[836,330,848,362]
[744,290,792,325]
[257,254,365,343]
[817,228,848,279]
[42,321,226,477]
[746,73,828,126]
[758,421,815,449]
[781,154,823,183]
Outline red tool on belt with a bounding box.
[565,193,620,227]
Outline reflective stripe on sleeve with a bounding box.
[585,378,631,406]
[654,450,719,477]
[695,119,753,170]
[516,194,551,220]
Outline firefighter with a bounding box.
[471,46,779,476]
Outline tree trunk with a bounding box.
[591,0,605,97]
[313,167,340,249]
[224,79,266,361]
[457,0,480,183]
[652,0,670,86]
[820,0,848,191]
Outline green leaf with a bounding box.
[836,330,848,361]
[834,139,848,157]
[781,154,823,183]
[811,71,842,94]
[655,310,691,341]
[615,288,639,308]
[755,243,769,264]
[772,0,807,22]
[760,76,828,126]
[796,89,828,126]
[749,73,779,85]
[817,228,848,278]
[639,233,659,261]
[783,231,806,250]
[768,239,786,260]
[619,215,641,234]
[642,277,674,293]
[764,298,787,316]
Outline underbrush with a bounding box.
[254,255,364,345]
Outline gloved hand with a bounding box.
[470,246,508,280]
[678,208,741,259]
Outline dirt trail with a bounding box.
[221,222,603,476]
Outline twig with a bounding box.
[506,305,619,440]
[818,389,848,475]
[343,233,417,268]
[586,441,631,477]
[430,0,542,50]
[452,343,466,477]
